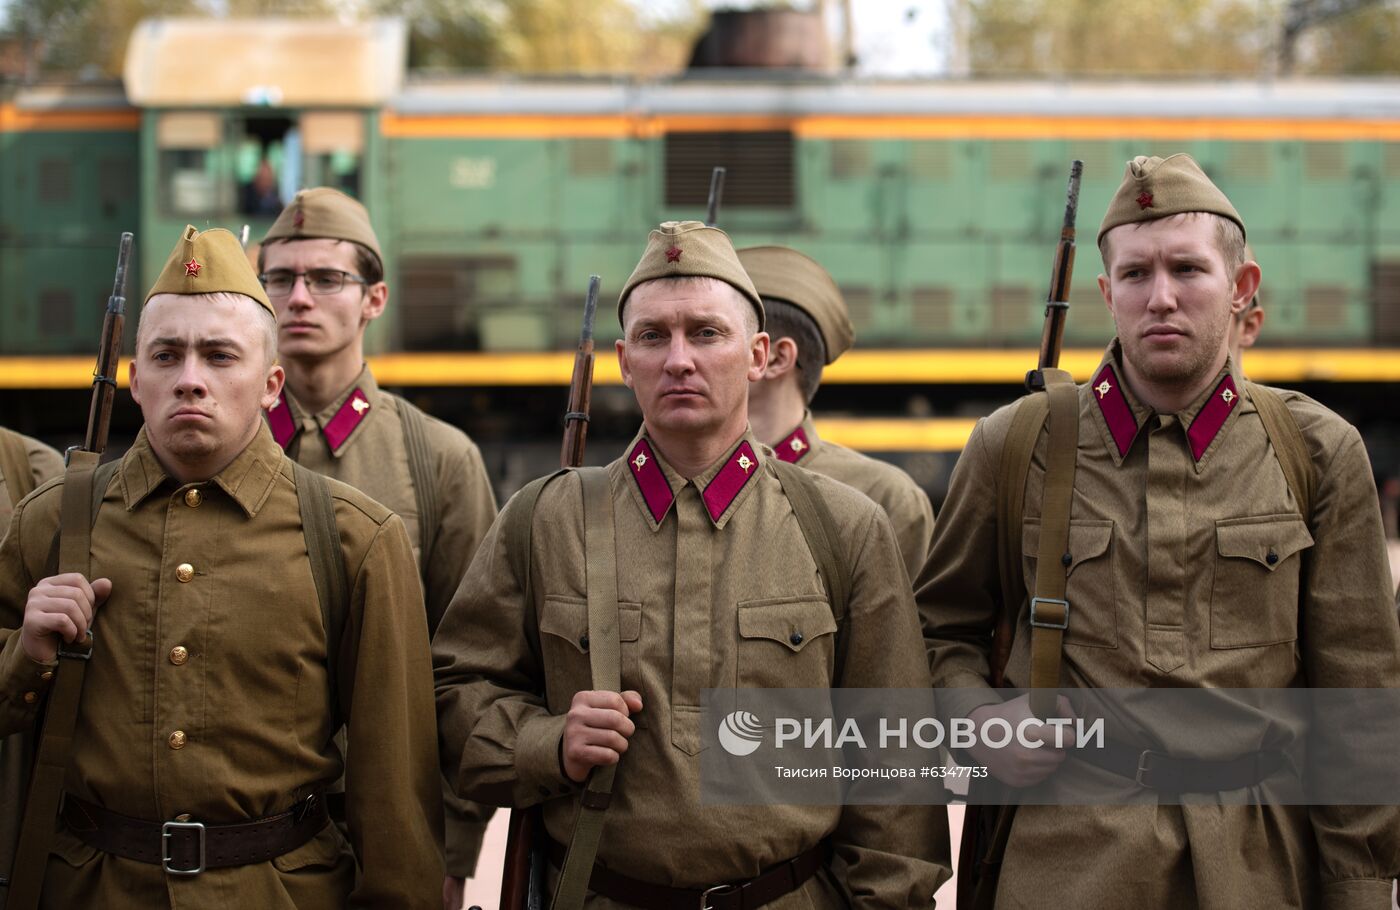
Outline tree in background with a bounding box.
[959,0,1399,76]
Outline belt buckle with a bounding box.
[161,820,205,876]
[1028,597,1069,630]
[1135,750,1164,789]
[700,884,739,910]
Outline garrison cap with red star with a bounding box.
[617,220,765,330]
[1098,154,1245,246]
[145,224,274,315]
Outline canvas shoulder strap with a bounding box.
[393,395,440,575]
[7,452,111,910]
[1245,382,1315,523]
[292,463,348,714]
[991,371,1078,717]
[770,459,851,678]
[550,466,620,910]
[0,430,35,511]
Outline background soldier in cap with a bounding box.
[0,226,442,908]
[920,155,1400,908]
[435,221,950,907]
[0,427,63,532]
[257,187,497,904]
[739,245,935,579]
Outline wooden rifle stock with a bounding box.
[1024,161,1083,395]
[501,274,602,910]
[705,167,726,227]
[78,232,134,459]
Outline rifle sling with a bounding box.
[550,467,620,910]
[1028,370,1079,717]
[7,451,102,910]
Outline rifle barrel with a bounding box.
[706,166,727,227]
[560,275,601,468]
[83,232,133,455]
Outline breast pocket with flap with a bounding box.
[1022,519,1117,649]
[1210,514,1312,649]
[736,596,838,688]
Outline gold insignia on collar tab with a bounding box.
[738,454,754,474]
[789,437,806,453]
[1221,388,1236,404]
[1095,379,1113,399]
[351,397,370,415]
[632,452,648,470]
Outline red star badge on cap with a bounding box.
[183,258,201,277]
[1136,192,1154,210]
[665,246,683,263]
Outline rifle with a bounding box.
[705,166,726,227]
[4,232,133,910]
[499,274,601,910]
[1024,161,1083,394]
[76,232,134,460]
[959,162,1081,910]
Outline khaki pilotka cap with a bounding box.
[618,220,765,330]
[1098,154,1246,246]
[145,225,274,316]
[737,245,854,364]
[262,187,384,272]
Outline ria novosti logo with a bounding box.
[717,711,765,756]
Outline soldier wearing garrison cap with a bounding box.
[920,154,1400,908]
[435,220,950,907]
[740,245,935,579]
[258,187,497,900]
[0,225,442,907]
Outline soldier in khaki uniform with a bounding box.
[0,428,63,532]
[739,245,935,579]
[919,155,1400,908]
[434,221,950,907]
[0,226,442,908]
[257,188,497,900]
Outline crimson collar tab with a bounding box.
[266,391,296,449]
[1091,364,1141,459]
[1186,374,1240,462]
[264,387,372,454]
[626,437,763,526]
[775,425,811,464]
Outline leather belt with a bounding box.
[61,792,328,876]
[1077,740,1286,792]
[547,839,825,910]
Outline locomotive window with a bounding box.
[664,131,793,207]
[302,112,363,197]
[37,158,72,204]
[234,114,300,217]
[158,112,222,217]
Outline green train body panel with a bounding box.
[5,80,1400,357]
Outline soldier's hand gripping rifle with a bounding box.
[705,166,726,227]
[498,275,602,910]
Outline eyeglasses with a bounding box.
[259,269,369,297]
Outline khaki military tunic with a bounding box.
[919,343,1400,909]
[435,429,950,907]
[266,365,497,873]
[0,424,443,909]
[0,428,64,530]
[772,411,935,579]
